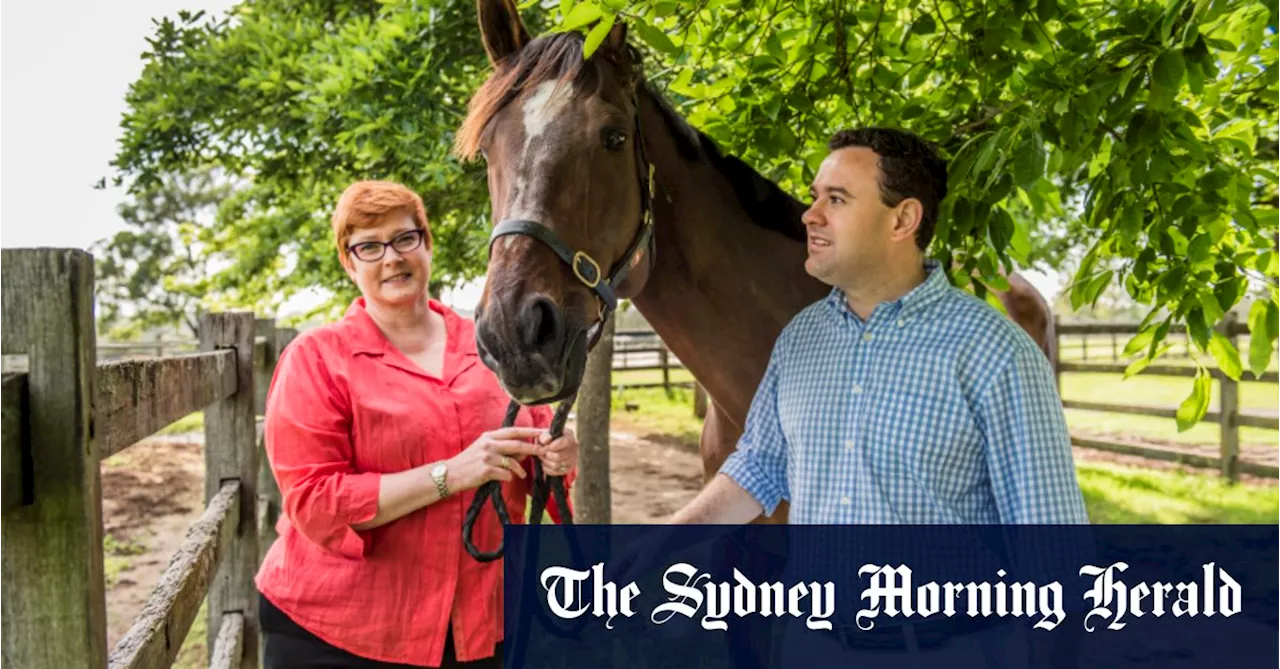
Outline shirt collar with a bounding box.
[344,297,477,360]
[823,259,950,323]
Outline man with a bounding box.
[654,129,1087,666]
[670,127,1088,527]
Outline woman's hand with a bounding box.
[536,428,579,477]
[446,427,544,492]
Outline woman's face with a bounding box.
[341,212,432,309]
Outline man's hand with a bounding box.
[669,474,765,525]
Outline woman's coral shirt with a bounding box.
[255,297,572,666]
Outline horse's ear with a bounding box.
[598,21,638,83]
[477,0,530,65]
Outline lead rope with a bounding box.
[461,395,576,562]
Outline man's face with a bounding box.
[801,147,898,290]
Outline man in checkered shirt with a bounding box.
[670,127,1088,527]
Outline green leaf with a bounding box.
[1208,330,1242,381]
[1249,300,1277,378]
[1013,132,1046,190]
[1151,49,1186,90]
[561,2,603,32]
[1187,307,1210,349]
[1174,368,1211,432]
[632,20,678,53]
[1124,327,1156,357]
[582,12,616,59]
[560,0,575,18]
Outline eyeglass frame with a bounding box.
[346,229,428,262]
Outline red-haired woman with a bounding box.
[254,180,578,668]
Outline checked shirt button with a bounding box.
[840,496,852,506]
[863,332,874,342]
[852,384,863,395]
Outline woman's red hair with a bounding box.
[331,181,432,254]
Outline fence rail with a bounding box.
[1054,314,1277,481]
[2,248,291,668]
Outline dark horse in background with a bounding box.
[458,0,1057,526]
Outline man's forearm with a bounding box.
[669,474,764,525]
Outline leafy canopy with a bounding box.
[111,0,1277,427]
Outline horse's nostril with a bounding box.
[521,296,563,354]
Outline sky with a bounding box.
[0,1,1062,317]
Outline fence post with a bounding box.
[693,383,708,420]
[200,311,260,668]
[1,249,108,668]
[258,326,297,556]
[574,317,614,523]
[659,343,670,396]
[1217,312,1240,482]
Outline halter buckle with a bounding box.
[572,251,602,288]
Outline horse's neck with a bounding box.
[629,90,827,428]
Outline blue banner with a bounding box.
[503,525,1277,668]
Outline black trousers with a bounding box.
[259,593,502,669]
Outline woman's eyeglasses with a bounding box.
[347,229,427,262]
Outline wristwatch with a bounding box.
[431,463,450,499]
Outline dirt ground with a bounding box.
[100,428,706,649]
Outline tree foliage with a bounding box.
[111,0,1278,426]
[94,168,233,337]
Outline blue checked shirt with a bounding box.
[719,260,1088,525]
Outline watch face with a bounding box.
[432,464,446,478]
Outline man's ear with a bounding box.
[478,0,530,65]
[891,199,924,244]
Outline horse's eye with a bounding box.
[602,127,628,152]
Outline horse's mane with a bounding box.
[642,87,807,242]
[455,29,807,243]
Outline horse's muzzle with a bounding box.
[475,295,589,405]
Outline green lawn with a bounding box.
[608,387,1278,525]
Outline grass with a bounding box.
[606,387,1279,525]
[159,411,205,435]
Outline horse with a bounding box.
[456,0,1058,526]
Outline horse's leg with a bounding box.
[699,400,784,668]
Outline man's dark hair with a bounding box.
[827,128,948,250]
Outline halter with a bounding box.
[462,94,657,563]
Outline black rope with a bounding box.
[462,396,576,562]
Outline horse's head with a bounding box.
[456,0,655,404]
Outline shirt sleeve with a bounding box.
[264,336,382,559]
[521,404,576,523]
[717,333,790,516]
[975,340,1089,524]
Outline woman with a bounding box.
[255,180,578,668]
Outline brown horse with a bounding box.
[457,0,1057,523]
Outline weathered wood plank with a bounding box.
[2,373,29,512]
[1063,399,1236,424]
[95,351,238,459]
[257,327,297,557]
[1238,413,1280,430]
[1,248,108,668]
[1071,436,1279,478]
[107,481,241,669]
[209,612,245,669]
[1058,362,1206,378]
[201,312,260,668]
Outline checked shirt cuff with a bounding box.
[718,449,787,517]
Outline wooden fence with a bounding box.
[2,248,294,669]
[1054,316,1278,481]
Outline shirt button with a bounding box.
[897,319,905,327]
[863,333,874,342]
[852,384,863,395]
[841,496,852,506]
[845,440,856,450]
